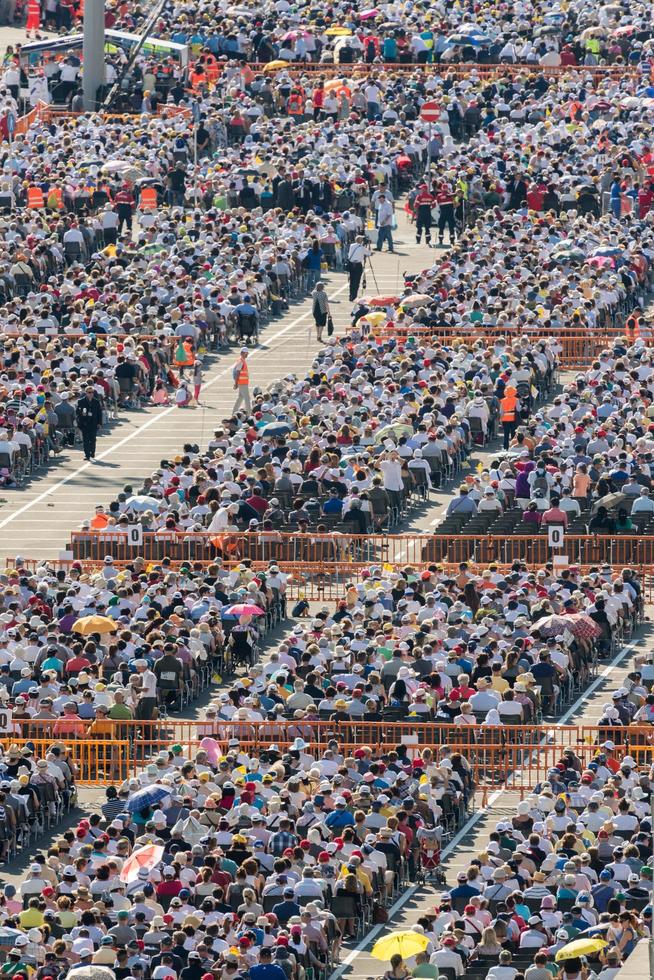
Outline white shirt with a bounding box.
[377,200,394,227]
[138,669,157,699]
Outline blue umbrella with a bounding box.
[446,32,492,46]
[126,785,171,813]
[260,421,291,437]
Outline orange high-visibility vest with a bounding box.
[500,390,517,423]
[625,313,641,344]
[287,93,304,115]
[235,360,249,385]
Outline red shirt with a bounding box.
[157,879,182,898]
[415,190,435,208]
[65,656,91,676]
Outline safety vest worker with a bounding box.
[233,355,249,385]
[287,92,304,117]
[500,388,517,422]
[626,311,641,344]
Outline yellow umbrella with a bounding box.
[361,311,387,325]
[262,59,290,72]
[371,931,429,961]
[325,26,352,35]
[555,939,608,962]
[72,615,118,636]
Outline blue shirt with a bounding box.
[250,965,288,980]
[325,809,355,829]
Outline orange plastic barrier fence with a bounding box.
[11,558,654,601]
[4,725,652,791]
[0,738,129,784]
[68,530,654,568]
[370,326,639,369]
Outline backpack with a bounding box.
[533,473,549,494]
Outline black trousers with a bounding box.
[502,420,516,450]
[81,426,97,459]
[416,205,432,242]
[349,261,364,301]
[438,204,455,242]
[117,205,133,235]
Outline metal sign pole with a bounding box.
[82,0,105,111]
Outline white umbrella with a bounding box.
[125,494,161,513]
[171,814,206,846]
[101,161,145,181]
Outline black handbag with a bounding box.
[327,315,334,336]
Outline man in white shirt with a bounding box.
[134,659,158,720]
[375,193,394,253]
[379,452,403,517]
[631,487,654,515]
[364,81,382,119]
[430,937,464,976]
[347,235,370,301]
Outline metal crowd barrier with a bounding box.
[68,530,654,567]
[2,725,651,794]
[368,326,644,369]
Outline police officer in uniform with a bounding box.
[76,386,103,461]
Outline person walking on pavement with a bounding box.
[193,358,203,404]
[414,183,435,245]
[311,282,330,342]
[375,192,395,253]
[76,386,102,461]
[232,348,251,414]
[347,235,370,301]
[500,384,518,450]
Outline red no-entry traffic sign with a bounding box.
[420,100,441,122]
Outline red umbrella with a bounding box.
[120,844,164,883]
[562,613,602,640]
[368,295,400,307]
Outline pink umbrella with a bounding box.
[224,603,265,616]
[360,8,379,18]
[587,255,614,268]
[119,844,164,883]
[199,737,222,766]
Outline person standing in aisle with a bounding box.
[375,192,395,253]
[76,386,102,461]
[414,182,435,245]
[436,181,456,245]
[500,385,518,450]
[193,357,203,404]
[232,348,251,414]
[114,183,135,236]
[347,235,370,301]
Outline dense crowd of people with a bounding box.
[0,0,654,974]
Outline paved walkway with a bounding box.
[0,207,435,562]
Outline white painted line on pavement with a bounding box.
[0,281,349,533]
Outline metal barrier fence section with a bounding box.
[368,327,636,369]
[2,724,652,796]
[68,530,654,567]
[11,558,654,601]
